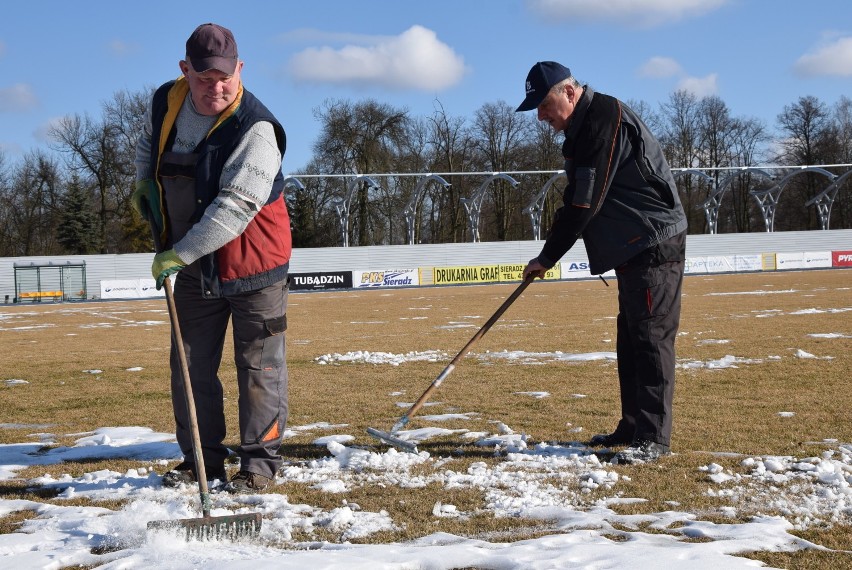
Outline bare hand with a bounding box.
[523,258,547,280]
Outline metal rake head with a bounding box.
[366,427,419,453]
[147,512,262,541]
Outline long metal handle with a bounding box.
[392,274,535,432]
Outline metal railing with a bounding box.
[284,165,852,245]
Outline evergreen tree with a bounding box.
[57,177,100,254]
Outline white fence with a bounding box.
[1,229,850,302]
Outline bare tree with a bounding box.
[103,89,150,201]
[0,151,13,256]
[685,96,738,232]
[828,96,852,229]
[717,117,771,233]
[312,99,410,245]
[286,162,342,248]
[657,90,704,232]
[775,96,834,230]
[377,119,436,245]
[423,100,475,242]
[508,115,564,243]
[625,98,664,137]
[470,101,529,240]
[659,90,702,168]
[105,88,153,251]
[833,96,852,164]
[50,114,112,251]
[4,151,63,256]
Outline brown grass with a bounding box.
[1,269,851,568]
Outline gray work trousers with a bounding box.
[170,271,289,479]
[613,232,685,447]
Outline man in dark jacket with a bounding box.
[517,61,687,464]
[133,23,291,491]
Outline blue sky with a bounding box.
[1,0,851,173]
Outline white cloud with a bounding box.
[677,73,719,98]
[526,0,728,28]
[793,36,852,77]
[0,83,38,113]
[638,56,683,78]
[108,39,139,57]
[288,25,467,91]
[637,57,718,98]
[34,116,65,143]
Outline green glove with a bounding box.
[132,179,163,232]
[152,249,186,290]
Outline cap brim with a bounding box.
[191,56,238,75]
[515,93,544,112]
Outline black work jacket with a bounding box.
[539,86,687,274]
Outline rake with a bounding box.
[145,220,262,540]
[367,274,534,452]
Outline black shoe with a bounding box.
[613,440,671,464]
[587,432,631,447]
[161,461,227,488]
[223,470,272,493]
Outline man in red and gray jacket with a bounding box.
[133,23,291,491]
[518,61,687,464]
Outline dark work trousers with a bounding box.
[613,231,686,447]
[170,270,289,479]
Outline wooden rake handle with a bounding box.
[163,278,212,515]
[148,217,212,515]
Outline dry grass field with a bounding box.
[1,269,851,568]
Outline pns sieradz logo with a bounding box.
[360,271,413,287]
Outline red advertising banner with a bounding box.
[832,251,852,267]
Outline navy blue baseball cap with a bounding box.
[515,61,572,112]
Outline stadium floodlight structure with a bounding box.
[281,163,851,242]
[522,170,565,240]
[805,169,852,230]
[282,176,305,193]
[460,173,519,242]
[403,174,451,245]
[750,167,837,232]
[332,175,381,247]
[676,168,776,234]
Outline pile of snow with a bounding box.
[702,445,852,528]
[315,350,447,366]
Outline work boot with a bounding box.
[223,470,272,493]
[161,461,227,488]
[587,431,631,448]
[613,440,671,464]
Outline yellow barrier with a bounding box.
[19,291,64,301]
